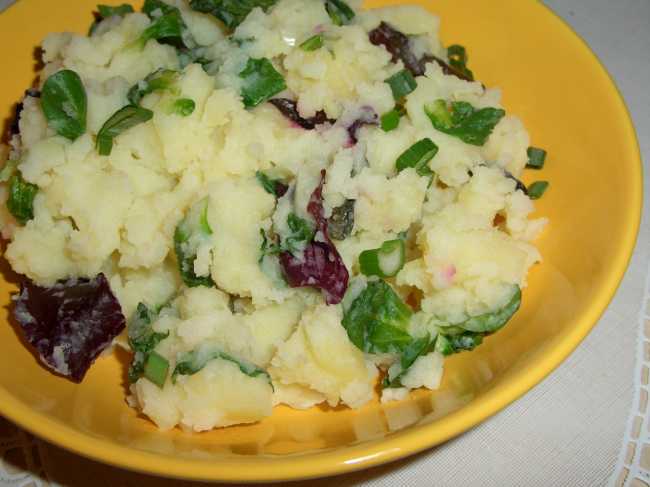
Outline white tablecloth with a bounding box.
[0,0,648,485]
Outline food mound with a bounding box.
[0,0,549,431]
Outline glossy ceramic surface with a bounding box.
[0,0,642,482]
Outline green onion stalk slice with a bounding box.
[144,351,169,388]
[359,239,406,278]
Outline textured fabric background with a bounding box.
[0,0,648,486]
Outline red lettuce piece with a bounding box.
[347,106,378,145]
[13,273,126,383]
[279,170,349,304]
[269,98,335,129]
[368,22,472,81]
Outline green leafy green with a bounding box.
[300,34,324,51]
[282,213,315,255]
[526,147,547,169]
[383,334,431,388]
[255,170,285,197]
[424,99,505,146]
[395,138,438,176]
[41,70,87,141]
[325,0,355,26]
[137,9,184,48]
[385,69,417,100]
[447,44,474,81]
[172,344,272,385]
[189,0,277,29]
[171,98,196,116]
[6,173,38,225]
[342,280,413,354]
[527,181,549,200]
[142,0,178,16]
[448,285,521,334]
[127,69,179,105]
[96,105,153,156]
[127,302,169,384]
[239,58,287,108]
[90,4,134,35]
[174,197,215,287]
[435,332,484,356]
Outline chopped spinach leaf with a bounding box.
[90,4,134,35]
[526,146,547,169]
[96,105,153,156]
[174,197,215,287]
[282,213,315,255]
[41,70,87,141]
[424,99,505,146]
[239,58,287,108]
[383,334,431,388]
[137,9,184,48]
[435,331,484,356]
[142,0,177,17]
[7,173,37,225]
[255,170,287,197]
[189,0,278,29]
[172,344,271,385]
[325,0,355,26]
[127,69,179,105]
[341,279,413,354]
[527,181,549,200]
[447,285,521,334]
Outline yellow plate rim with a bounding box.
[0,0,643,483]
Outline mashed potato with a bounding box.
[0,0,547,431]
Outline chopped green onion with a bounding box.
[300,34,324,51]
[447,44,474,81]
[424,99,505,146]
[144,351,169,388]
[526,146,547,169]
[171,98,196,116]
[385,69,417,100]
[96,105,154,156]
[239,58,287,108]
[359,239,405,278]
[395,138,438,176]
[380,108,402,132]
[527,181,549,200]
[325,0,355,26]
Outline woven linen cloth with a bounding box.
[1,0,649,485]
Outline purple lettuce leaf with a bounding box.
[347,106,378,145]
[269,98,335,129]
[279,170,349,304]
[13,273,126,383]
[368,22,473,81]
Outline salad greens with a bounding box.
[136,8,184,48]
[7,173,38,225]
[143,0,178,16]
[383,334,431,388]
[239,58,287,108]
[96,105,154,156]
[89,4,134,35]
[189,0,277,29]
[395,138,438,176]
[172,344,271,385]
[255,170,288,197]
[527,181,549,200]
[325,0,355,26]
[424,99,505,146]
[127,302,169,385]
[41,70,87,141]
[174,197,216,287]
[526,146,547,169]
[127,69,179,105]
[342,279,413,354]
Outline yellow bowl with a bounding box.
[0,0,642,482]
